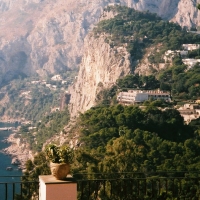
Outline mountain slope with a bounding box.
[68,6,200,118]
[0,0,199,86]
[68,32,131,118]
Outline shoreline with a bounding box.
[1,133,34,171]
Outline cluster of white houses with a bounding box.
[165,44,200,58]
[117,89,171,105]
[165,44,200,68]
[117,89,200,123]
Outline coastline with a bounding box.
[1,133,34,171]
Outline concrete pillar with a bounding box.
[39,175,77,200]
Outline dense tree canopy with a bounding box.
[22,5,200,199]
[158,58,200,100]
[18,107,70,152]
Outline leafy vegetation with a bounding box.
[94,6,200,68]
[16,152,50,200]
[188,49,200,59]
[95,74,163,106]
[102,57,200,102]
[18,107,70,152]
[71,105,200,188]
[18,93,200,195]
[117,74,160,90]
[0,69,77,122]
[158,58,200,100]
[24,103,200,199]
[94,6,200,102]
[20,5,200,199]
[45,144,74,163]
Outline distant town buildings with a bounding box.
[165,50,188,57]
[182,44,200,51]
[51,75,62,81]
[117,89,171,105]
[117,89,200,123]
[182,59,200,68]
[108,2,121,6]
[164,44,200,68]
[178,103,200,123]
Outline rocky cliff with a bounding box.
[0,0,105,85]
[68,33,131,118]
[171,0,200,28]
[68,1,200,117]
[0,0,199,86]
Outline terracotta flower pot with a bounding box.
[50,162,70,180]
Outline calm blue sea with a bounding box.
[0,124,22,199]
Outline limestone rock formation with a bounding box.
[0,0,199,86]
[171,0,200,28]
[0,0,106,84]
[66,0,200,117]
[68,33,131,118]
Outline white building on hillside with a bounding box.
[108,3,121,6]
[51,75,62,81]
[117,90,171,105]
[182,44,200,51]
[178,104,200,123]
[165,50,188,57]
[182,59,200,68]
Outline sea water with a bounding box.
[0,127,22,199]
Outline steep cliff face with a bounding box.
[0,0,106,83]
[121,0,200,27]
[0,0,199,86]
[123,0,180,19]
[171,0,200,28]
[68,0,200,117]
[26,0,106,76]
[68,33,131,118]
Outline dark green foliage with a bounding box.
[18,107,70,152]
[94,6,200,104]
[94,6,200,64]
[116,74,159,90]
[45,144,74,163]
[188,49,200,58]
[0,68,77,122]
[157,57,200,100]
[79,105,192,151]
[64,104,200,185]
[22,6,200,198]
[117,74,141,89]
[25,160,34,171]
[95,85,118,106]
[189,117,200,130]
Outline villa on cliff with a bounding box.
[117,89,171,105]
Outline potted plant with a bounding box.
[45,144,74,180]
